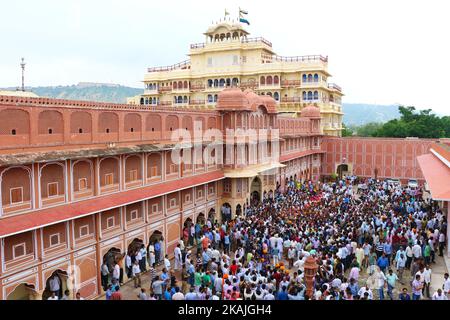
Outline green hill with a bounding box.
[2,84,404,126]
[2,82,142,104]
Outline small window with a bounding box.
[79,225,89,238]
[129,170,138,181]
[198,189,203,198]
[106,128,110,133]
[150,166,158,177]
[209,186,214,195]
[106,216,115,229]
[11,129,16,135]
[151,128,155,132]
[78,128,83,133]
[152,203,159,213]
[10,187,23,204]
[78,178,87,190]
[12,243,26,259]
[49,233,60,247]
[170,164,178,173]
[185,194,191,203]
[130,210,138,220]
[169,198,176,208]
[105,173,114,185]
[47,182,58,197]
[130,127,134,132]
[48,128,53,134]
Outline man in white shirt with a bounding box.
[47,292,59,300]
[132,260,141,288]
[172,287,185,300]
[443,273,450,297]
[412,242,422,260]
[164,254,171,271]
[174,244,182,270]
[432,289,448,300]
[49,275,61,297]
[358,285,373,300]
[422,265,432,299]
[113,262,120,282]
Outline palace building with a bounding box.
[128,21,344,136]
[0,89,323,300]
[1,20,449,302]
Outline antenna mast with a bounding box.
[20,57,26,92]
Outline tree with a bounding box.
[341,123,354,137]
[372,106,449,138]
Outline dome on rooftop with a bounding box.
[301,105,321,118]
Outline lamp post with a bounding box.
[304,255,318,298]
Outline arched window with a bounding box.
[274,75,279,84]
[214,94,218,102]
[173,82,177,89]
[207,94,213,103]
[213,79,219,87]
[226,78,231,87]
[307,91,313,100]
[178,81,183,89]
[313,91,319,100]
[145,97,149,105]
[302,74,307,82]
[11,129,16,135]
[219,79,225,87]
[232,78,239,86]
[266,76,273,85]
[274,92,279,101]
[260,76,265,85]
[183,96,188,103]
[208,79,213,87]
[313,74,319,82]
[184,81,188,89]
[308,74,313,82]
[302,91,307,100]
[152,97,157,105]
[140,97,144,105]
[177,96,182,104]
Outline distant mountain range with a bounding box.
[342,103,400,126]
[1,83,402,125]
[1,82,143,104]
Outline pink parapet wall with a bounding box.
[321,136,435,182]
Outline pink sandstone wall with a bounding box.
[321,137,436,181]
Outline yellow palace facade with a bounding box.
[128,20,344,136]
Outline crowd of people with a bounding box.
[103,177,449,300]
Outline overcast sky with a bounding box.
[1,0,449,114]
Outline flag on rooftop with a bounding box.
[239,8,250,25]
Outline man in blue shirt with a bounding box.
[349,278,359,296]
[383,241,393,266]
[202,249,211,271]
[277,286,288,300]
[399,288,411,300]
[154,241,161,265]
[377,253,389,273]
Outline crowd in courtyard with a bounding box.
[99,177,449,301]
